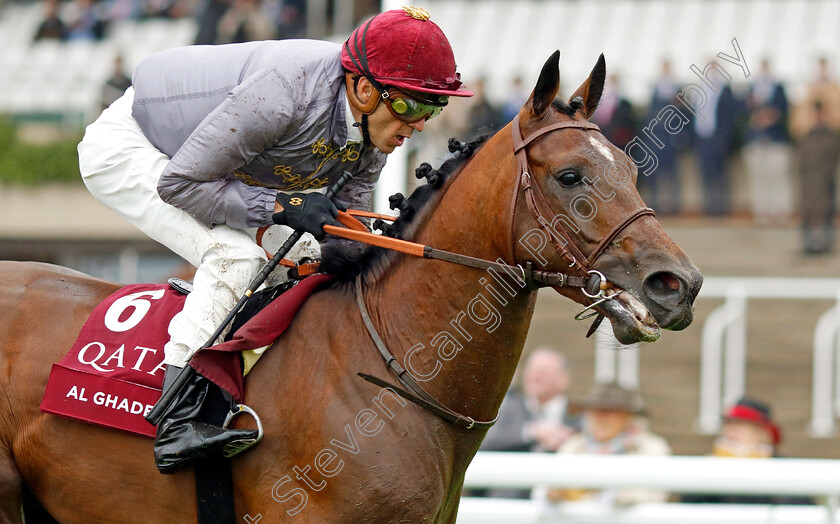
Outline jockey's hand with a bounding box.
[273,192,344,241]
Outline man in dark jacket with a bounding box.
[743,60,792,224]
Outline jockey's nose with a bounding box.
[409,119,425,132]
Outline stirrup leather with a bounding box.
[222,404,264,458]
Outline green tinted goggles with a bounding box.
[383,91,448,123]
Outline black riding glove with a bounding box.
[272,192,344,241]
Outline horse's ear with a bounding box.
[569,53,606,119]
[529,50,561,116]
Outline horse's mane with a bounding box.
[320,133,491,280]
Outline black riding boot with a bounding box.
[153,366,258,474]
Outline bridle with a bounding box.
[348,114,655,430]
[511,113,655,305]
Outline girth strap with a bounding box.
[354,276,498,430]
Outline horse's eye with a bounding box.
[556,171,581,187]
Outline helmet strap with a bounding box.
[355,115,372,146]
[344,15,391,117]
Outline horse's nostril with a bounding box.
[646,272,683,297]
[659,273,681,291]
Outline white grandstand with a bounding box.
[0,3,197,124]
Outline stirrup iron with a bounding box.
[222,404,264,458]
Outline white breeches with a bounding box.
[78,88,318,367]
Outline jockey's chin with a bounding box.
[367,106,424,154]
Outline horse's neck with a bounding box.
[366,130,536,421]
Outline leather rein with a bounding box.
[321,116,654,430]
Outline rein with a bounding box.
[330,116,654,430]
[323,218,597,292]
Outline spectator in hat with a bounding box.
[713,397,780,458]
[541,382,671,507]
[680,397,814,505]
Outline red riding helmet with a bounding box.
[341,6,473,98]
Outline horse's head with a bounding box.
[511,51,702,343]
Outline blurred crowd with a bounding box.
[472,347,816,509]
[631,55,840,258]
[31,0,306,44]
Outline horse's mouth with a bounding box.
[597,287,661,344]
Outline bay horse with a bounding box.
[0,51,701,522]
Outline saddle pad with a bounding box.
[40,284,185,437]
[40,274,335,437]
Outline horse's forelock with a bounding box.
[550,98,579,118]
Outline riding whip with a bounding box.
[146,170,355,426]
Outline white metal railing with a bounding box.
[457,498,835,524]
[694,277,840,438]
[457,452,840,524]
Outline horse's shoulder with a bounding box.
[0,261,119,303]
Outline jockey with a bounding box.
[77,6,471,473]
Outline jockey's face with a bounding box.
[367,98,426,154]
[350,77,427,154]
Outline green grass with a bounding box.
[0,120,84,185]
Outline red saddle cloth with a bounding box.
[40,274,334,438]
